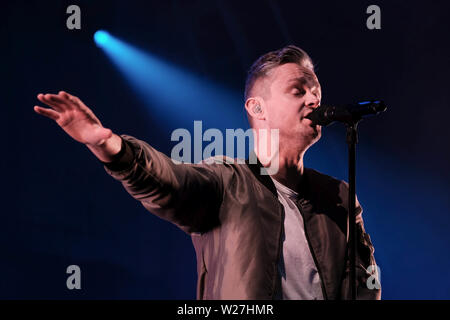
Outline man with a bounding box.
[34,45,380,300]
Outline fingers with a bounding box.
[49,93,71,105]
[37,91,95,120]
[57,91,98,122]
[46,91,90,111]
[63,92,89,111]
[37,90,86,110]
[58,91,70,99]
[34,105,60,121]
[59,90,78,102]
[37,93,68,111]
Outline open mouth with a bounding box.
[302,115,321,128]
[302,109,314,119]
[301,111,313,122]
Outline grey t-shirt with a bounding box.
[271,177,324,300]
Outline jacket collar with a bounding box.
[245,151,278,197]
[245,151,312,199]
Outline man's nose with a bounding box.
[305,90,320,109]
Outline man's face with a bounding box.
[261,62,322,148]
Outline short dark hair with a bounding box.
[244,45,314,100]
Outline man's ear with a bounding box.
[245,97,266,121]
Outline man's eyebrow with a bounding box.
[286,77,318,88]
[287,77,306,83]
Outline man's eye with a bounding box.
[293,88,305,96]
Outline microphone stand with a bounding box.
[346,121,359,300]
[307,100,386,300]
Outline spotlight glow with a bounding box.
[92,31,246,132]
[94,30,110,47]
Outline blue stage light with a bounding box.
[94,30,111,47]
[93,31,247,133]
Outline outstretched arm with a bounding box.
[34,91,223,234]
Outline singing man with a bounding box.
[34,45,381,300]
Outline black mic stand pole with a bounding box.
[307,100,386,300]
[346,121,359,300]
[346,101,387,299]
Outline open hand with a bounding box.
[34,91,113,146]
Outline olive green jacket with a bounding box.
[103,134,381,300]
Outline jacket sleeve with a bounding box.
[102,134,223,234]
[340,197,382,300]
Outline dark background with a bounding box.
[1,0,449,299]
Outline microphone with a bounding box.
[305,100,387,126]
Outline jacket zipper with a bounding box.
[297,201,328,300]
